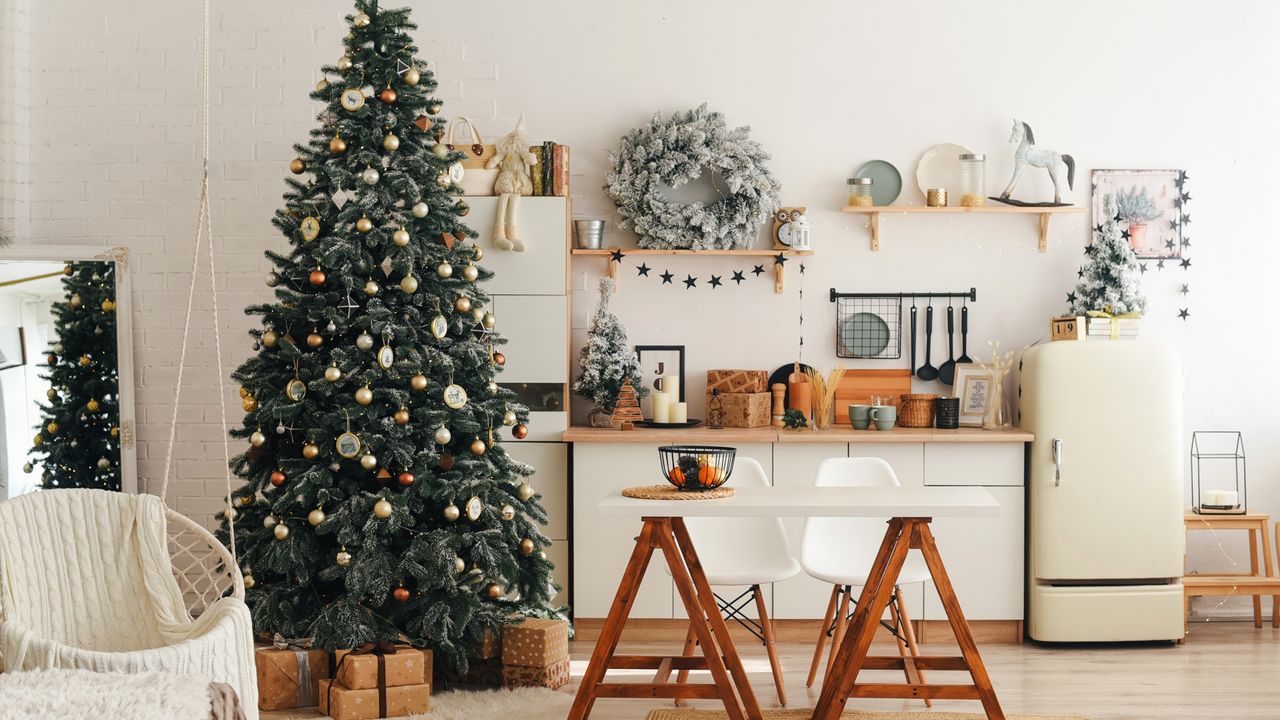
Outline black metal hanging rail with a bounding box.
[829,287,977,302]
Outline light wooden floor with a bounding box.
[265,621,1280,719]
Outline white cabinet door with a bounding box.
[502,442,567,540]
[490,295,568,384]
[924,486,1024,620]
[772,443,847,620]
[849,443,925,489]
[468,196,568,295]
[924,444,1023,486]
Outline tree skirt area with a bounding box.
[414,687,573,720]
[0,669,219,720]
[645,709,1087,720]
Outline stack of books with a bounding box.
[1086,317,1141,340]
[529,142,569,197]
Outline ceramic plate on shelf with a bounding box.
[839,312,891,358]
[915,143,973,201]
[854,160,902,206]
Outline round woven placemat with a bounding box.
[622,484,736,500]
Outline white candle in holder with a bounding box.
[1218,490,1239,507]
[671,401,688,424]
[652,391,670,423]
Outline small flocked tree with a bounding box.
[1069,194,1147,316]
[573,278,646,415]
[28,261,121,490]
[216,0,556,668]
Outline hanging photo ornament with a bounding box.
[465,496,483,522]
[377,343,394,369]
[285,378,307,403]
[443,383,468,409]
[336,432,361,458]
[448,162,465,184]
[300,216,321,241]
[340,88,366,112]
[430,315,448,339]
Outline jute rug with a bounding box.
[645,709,1087,720]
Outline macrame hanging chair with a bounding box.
[0,1,258,715]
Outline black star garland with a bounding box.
[602,254,799,292]
[660,270,673,285]
[773,253,788,266]
[609,249,626,264]
[635,263,650,277]
[799,263,807,275]
[1084,244,1098,257]
[1138,261,1148,274]
[1180,258,1192,269]
[1066,291,1078,304]
[708,275,722,289]
[1077,266,1085,279]
[1156,259,1165,270]
[751,264,765,276]
[731,270,745,284]
[683,275,697,289]
[1178,308,1190,320]
[1121,228,1132,241]
[1180,284,1190,295]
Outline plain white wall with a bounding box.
[6,0,1277,613]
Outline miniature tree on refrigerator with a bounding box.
[1069,194,1147,316]
[573,278,646,425]
[216,0,556,669]
[28,261,121,490]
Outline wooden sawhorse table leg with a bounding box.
[812,517,1006,720]
[569,517,762,720]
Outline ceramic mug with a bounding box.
[869,405,897,431]
[848,404,872,430]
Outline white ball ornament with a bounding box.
[356,333,375,350]
[501,505,515,521]
[486,381,499,394]
[308,508,326,526]
[336,549,352,566]
[355,386,373,405]
[362,167,381,185]
[52,343,64,355]
[383,133,400,152]
[97,457,111,470]
[363,281,380,297]
[360,454,378,470]
[411,202,429,218]
[462,264,478,282]
[454,556,466,573]
[436,262,453,279]
[393,228,410,246]
[373,498,393,519]
[325,365,342,382]
[263,515,277,529]
[250,431,267,447]
[274,523,290,540]
[353,12,370,27]
[472,308,485,322]
[434,425,452,445]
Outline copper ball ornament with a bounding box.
[290,158,306,174]
[485,583,503,599]
[274,523,290,540]
[454,296,472,313]
[493,351,506,367]
[302,442,320,459]
[470,438,486,456]
[356,216,373,233]
[411,374,428,391]
[512,423,529,440]
[309,270,326,286]
[393,586,410,602]
[46,353,57,364]
[379,88,397,104]
[330,135,348,154]
[438,453,455,471]
[397,471,414,487]
[520,538,535,555]
[373,498,393,518]
[392,227,410,246]
[307,333,324,348]
[308,508,326,526]
[270,470,286,486]
[394,408,410,425]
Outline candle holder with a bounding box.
[1190,431,1246,515]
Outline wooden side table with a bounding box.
[1183,512,1278,629]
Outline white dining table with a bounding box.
[569,486,1008,720]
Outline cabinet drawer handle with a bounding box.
[1051,438,1063,487]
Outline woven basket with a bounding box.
[898,393,939,428]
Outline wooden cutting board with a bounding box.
[834,369,913,424]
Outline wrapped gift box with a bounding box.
[501,618,569,667]
[473,627,500,660]
[255,646,330,711]
[436,656,504,691]
[334,645,430,691]
[708,391,771,428]
[706,369,768,394]
[502,656,570,690]
[318,679,430,720]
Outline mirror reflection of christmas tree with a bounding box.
[28,261,121,490]
[1069,194,1147,317]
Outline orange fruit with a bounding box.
[668,467,686,487]
[698,466,720,487]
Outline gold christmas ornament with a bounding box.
[263,514,277,528]
[63,264,73,276]
[436,262,453,279]
[324,365,342,382]
[266,271,280,287]
[262,330,279,348]
[472,245,484,262]
[356,215,373,233]
[428,100,443,115]
[472,308,485,323]
[78,355,91,367]
[46,422,58,435]
[434,425,451,445]
[87,398,101,412]
[336,55,353,72]
[101,299,116,312]
[502,409,517,426]
[393,227,410,246]
[243,574,255,589]
[517,482,535,501]
[485,583,503,599]
[302,442,320,459]
[315,79,328,92]
[352,11,371,27]
[355,386,373,405]
[482,311,496,329]
[520,538,535,555]
[308,508,326,526]
[250,430,267,447]
[363,280,380,297]
[69,293,82,309]
[383,132,400,152]
[360,453,378,470]
[47,388,58,399]
[336,548,352,566]
[454,556,466,573]
[394,408,410,425]
[462,264,478,282]
[96,457,111,470]
[411,201,429,218]
[301,216,321,241]
[330,135,348,154]
[501,505,515,521]
[356,333,375,350]
[32,434,42,446]
[454,296,471,313]
[307,332,324,348]
[273,523,290,540]
[411,374,428,391]
[373,498,393,519]
[239,494,255,507]
[486,381,499,395]
[431,141,449,158]
[399,275,419,294]
[404,67,421,86]
[290,158,306,174]
[470,437,486,456]
[242,396,259,412]
[455,200,471,217]
[443,502,460,522]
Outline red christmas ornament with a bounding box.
[438,453,455,471]
[309,270,326,286]
[492,351,506,367]
[397,471,415,487]
[392,586,410,602]
[46,354,57,364]
[270,470,286,486]
[380,88,398,104]
[512,423,529,440]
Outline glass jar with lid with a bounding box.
[846,177,874,207]
[959,153,986,207]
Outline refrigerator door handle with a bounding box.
[1052,438,1063,487]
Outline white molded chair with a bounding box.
[0,489,259,718]
[800,457,931,705]
[664,457,800,705]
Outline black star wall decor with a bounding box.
[609,249,626,264]
[660,270,673,285]
[751,264,765,276]
[1178,308,1190,320]
[708,275,723,289]
[635,263,650,277]
[593,252,803,292]
[731,270,745,284]
[683,275,697,289]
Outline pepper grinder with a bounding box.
[771,383,786,427]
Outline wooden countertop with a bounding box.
[561,425,1033,444]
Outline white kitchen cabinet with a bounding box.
[849,443,925,489]
[490,295,568,384]
[924,444,1023,486]
[468,197,568,296]
[572,442,773,619]
[503,442,568,540]
[923,486,1024,620]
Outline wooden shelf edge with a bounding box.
[571,248,814,256]
[841,205,1086,214]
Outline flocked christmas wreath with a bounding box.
[605,104,781,251]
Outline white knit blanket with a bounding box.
[0,490,258,719]
[0,669,215,720]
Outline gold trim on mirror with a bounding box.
[120,419,136,449]
[95,246,130,270]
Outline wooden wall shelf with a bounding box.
[572,247,814,294]
[841,205,1086,252]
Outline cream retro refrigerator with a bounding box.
[1020,341,1185,642]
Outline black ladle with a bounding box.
[917,303,938,381]
[958,303,974,364]
[938,304,957,385]
[908,298,918,372]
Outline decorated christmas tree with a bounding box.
[573,278,646,416]
[1069,194,1147,316]
[28,261,121,490]
[217,0,556,668]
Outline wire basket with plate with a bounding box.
[659,446,736,491]
[833,294,902,360]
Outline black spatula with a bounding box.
[938,304,957,385]
[916,304,938,381]
[957,303,974,364]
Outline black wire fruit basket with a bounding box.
[658,445,736,491]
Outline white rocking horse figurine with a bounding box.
[998,119,1076,205]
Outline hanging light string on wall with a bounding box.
[157,0,238,561]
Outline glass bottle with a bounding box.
[846,177,874,207]
[959,153,986,207]
[707,389,724,430]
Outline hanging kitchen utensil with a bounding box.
[938,303,957,385]
[958,301,974,364]
[917,303,938,381]
[908,297,918,372]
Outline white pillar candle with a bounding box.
[1201,489,1221,506]
[671,401,688,424]
[1218,490,1239,507]
[659,374,680,398]
[651,391,670,423]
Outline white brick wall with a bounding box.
[14,0,499,519]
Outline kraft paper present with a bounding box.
[255,646,330,711]
[502,656,570,690]
[333,644,430,690]
[318,679,430,720]
[501,618,569,667]
[437,656,504,691]
[473,627,500,660]
[706,369,768,394]
[708,391,771,428]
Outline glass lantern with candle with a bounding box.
[1190,431,1246,515]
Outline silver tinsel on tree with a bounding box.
[573,278,646,411]
[1069,194,1147,316]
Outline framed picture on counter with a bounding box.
[634,345,685,413]
[953,363,992,427]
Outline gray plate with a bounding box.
[855,159,903,206]
[840,312,891,358]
